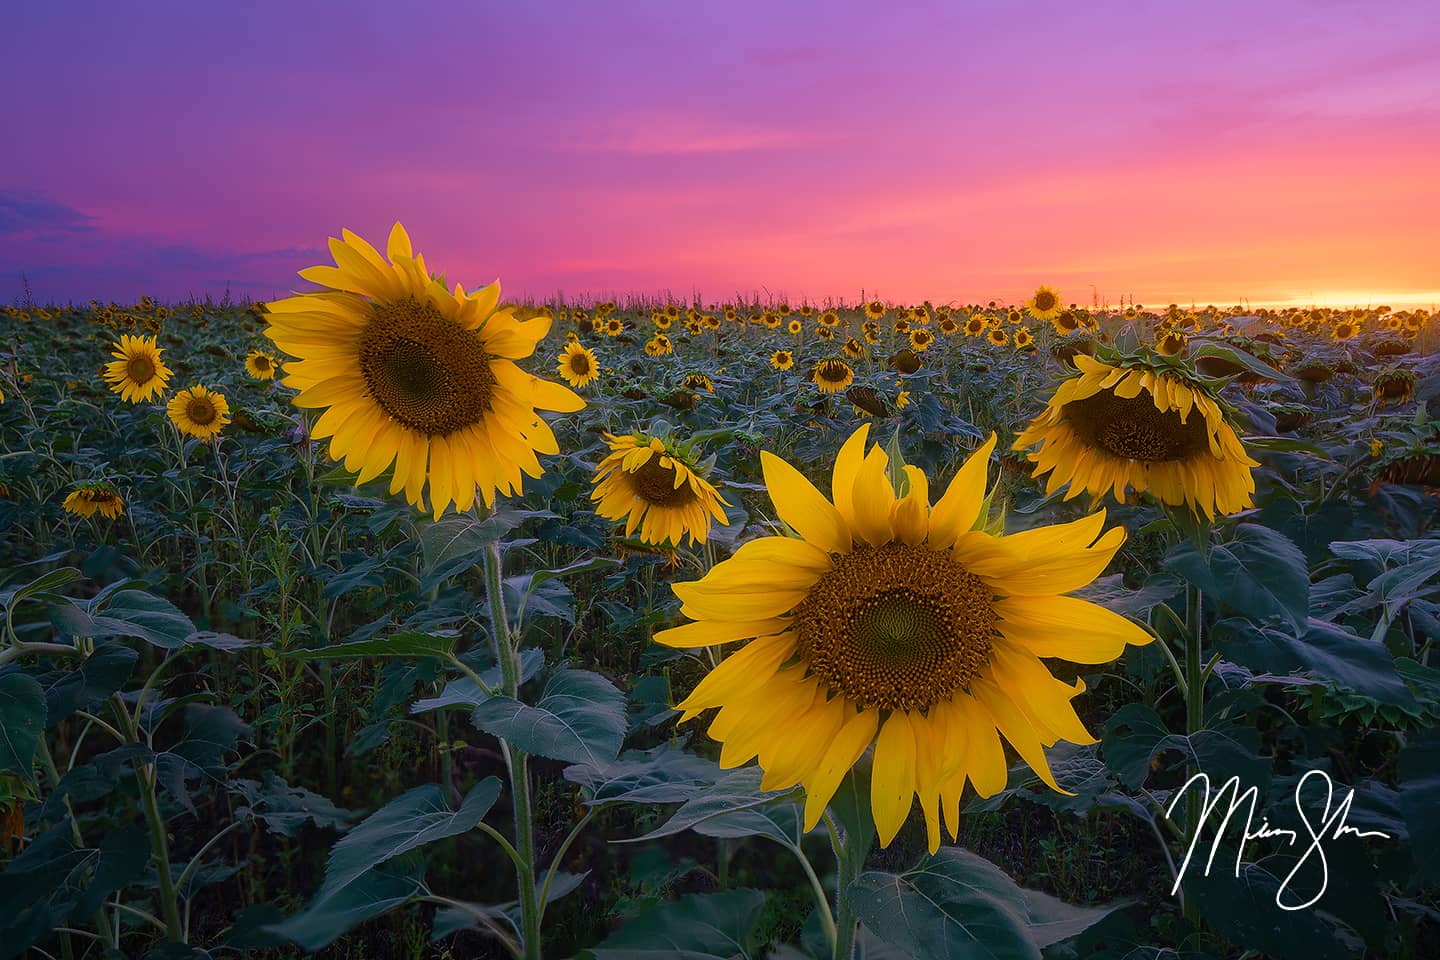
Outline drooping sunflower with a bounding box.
[655,425,1150,851]
[101,334,171,402]
[557,341,600,389]
[63,482,125,520]
[168,385,231,442]
[645,334,674,357]
[684,372,715,393]
[1025,286,1063,321]
[771,350,795,371]
[263,223,584,518]
[843,337,865,359]
[812,359,855,394]
[1156,331,1187,357]
[815,326,836,341]
[592,433,731,546]
[245,350,279,380]
[1013,354,1258,519]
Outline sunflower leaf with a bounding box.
[577,889,767,960]
[469,668,626,767]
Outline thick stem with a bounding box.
[138,764,185,942]
[482,539,541,960]
[827,816,863,960]
[1182,577,1205,932]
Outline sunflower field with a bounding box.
[1,226,1438,960]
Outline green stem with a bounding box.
[1183,579,1205,932]
[827,814,865,960]
[115,695,184,942]
[482,538,541,960]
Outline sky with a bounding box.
[2,0,1438,309]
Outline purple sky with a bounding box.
[3,0,1438,308]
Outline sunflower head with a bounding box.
[245,350,279,380]
[645,334,673,357]
[683,372,715,393]
[865,300,886,320]
[63,481,125,520]
[1025,285,1063,321]
[655,424,1151,852]
[558,341,600,389]
[101,334,172,403]
[1013,328,1035,350]
[771,350,795,371]
[167,385,232,443]
[987,328,1009,347]
[263,223,583,518]
[812,359,855,393]
[843,337,865,359]
[1014,352,1258,519]
[909,329,934,351]
[592,430,731,546]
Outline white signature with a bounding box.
[1164,769,1394,911]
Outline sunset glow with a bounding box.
[2,0,1437,306]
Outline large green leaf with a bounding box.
[0,672,46,778]
[564,741,720,805]
[409,647,544,713]
[264,852,426,951]
[316,778,500,902]
[850,848,1125,959]
[418,508,549,589]
[1212,616,1414,705]
[1399,727,1440,883]
[284,628,458,661]
[624,767,794,843]
[470,668,626,767]
[579,889,767,960]
[229,773,358,838]
[52,588,196,649]
[1165,523,1309,631]
[1101,703,1271,795]
[40,642,138,726]
[153,704,252,814]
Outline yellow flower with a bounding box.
[101,334,171,402]
[645,334,673,357]
[63,483,125,520]
[592,434,731,546]
[1369,438,1383,458]
[864,300,886,320]
[245,350,279,380]
[1050,310,1081,336]
[964,315,987,337]
[1013,328,1034,349]
[656,425,1150,851]
[812,360,855,394]
[167,385,231,442]
[1156,331,1186,357]
[987,328,1009,347]
[771,350,795,371]
[557,342,600,389]
[909,329,934,352]
[263,223,583,518]
[788,319,803,335]
[818,310,841,328]
[843,337,865,359]
[1025,285,1063,321]
[1013,356,1258,520]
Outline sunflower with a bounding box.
[1013,328,1034,350]
[604,317,625,336]
[893,319,911,335]
[592,433,731,546]
[987,328,1009,346]
[909,329,934,352]
[911,306,930,325]
[557,341,600,389]
[865,300,886,320]
[939,316,960,336]
[763,312,782,329]
[645,334,673,357]
[63,482,125,520]
[771,350,795,371]
[1156,331,1186,357]
[245,350,279,380]
[263,223,584,518]
[787,319,803,335]
[864,329,882,345]
[1013,355,1258,519]
[964,315,988,337]
[655,425,1150,851]
[1331,321,1358,341]
[1051,310,1081,336]
[101,334,171,402]
[812,360,855,394]
[684,372,715,393]
[1019,283,1065,320]
[168,385,232,442]
[843,337,865,359]
[818,310,841,328]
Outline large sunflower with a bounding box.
[592,433,731,546]
[101,334,171,402]
[168,385,231,442]
[557,341,600,389]
[1013,355,1257,519]
[263,224,584,519]
[656,425,1149,851]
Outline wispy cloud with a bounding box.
[0,189,97,238]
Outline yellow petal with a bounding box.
[802,707,879,831]
[653,618,791,649]
[760,451,851,554]
[871,710,918,847]
[928,434,997,550]
[830,424,871,530]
